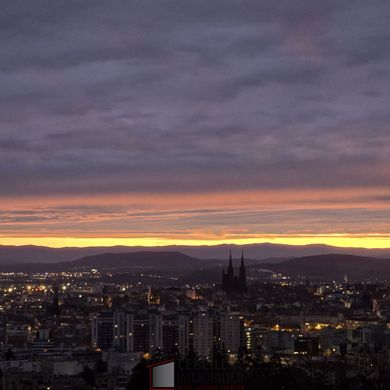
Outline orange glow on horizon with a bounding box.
[1,234,390,249]
[1,188,389,249]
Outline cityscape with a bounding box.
[1,0,390,389]
[0,249,389,389]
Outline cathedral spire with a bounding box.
[222,251,246,293]
[239,251,247,291]
[227,250,234,278]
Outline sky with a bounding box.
[1,0,390,248]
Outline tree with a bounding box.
[80,366,96,387]
[127,359,150,390]
[5,348,15,360]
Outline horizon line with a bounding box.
[1,235,390,250]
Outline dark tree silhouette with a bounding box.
[80,366,96,387]
[127,359,150,390]
[5,348,15,360]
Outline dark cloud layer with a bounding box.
[1,0,390,196]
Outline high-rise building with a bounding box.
[113,311,133,352]
[219,315,243,354]
[162,313,179,354]
[108,310,192,355]
[112,311,151,353]
[52,285,60,315]
[132,313,150,353]
[193,314,214,357]
[92,311,114,350]
[178,315,190,356]
[149,312,163,352]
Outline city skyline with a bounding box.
[1,1,390,249]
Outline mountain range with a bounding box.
[0,248,390,282]
[2,243,390,265]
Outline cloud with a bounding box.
[0,0,389,242]
[0,203,389,237]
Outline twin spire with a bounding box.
[228,250,245,267]
[222,250,247,293]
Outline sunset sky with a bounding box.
[1,1,390,248]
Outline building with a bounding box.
[149,312,163,352]
[113,311,132,352]
[219,315,243,354]
[92,311,113,350]
[131,313,150,353]
[222,252,247,294]
[294,336,319,356]
[193,314,214,357]
[178,315,190,356]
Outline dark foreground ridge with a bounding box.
[259,253,390,281]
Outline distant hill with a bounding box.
[1,251,390,282]
[0,245,133,264]
[0,251,202,273]
[172,243,390,261]
[1,243,390,265]
[69,251,201,270]
[259,254,390,281]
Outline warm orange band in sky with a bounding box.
[1,235,390,249]
[1,188,389,248]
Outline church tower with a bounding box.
[222,251,247,293]
[239,252,247,291]
[227,251,234,280]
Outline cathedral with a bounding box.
[221,252,247,293]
